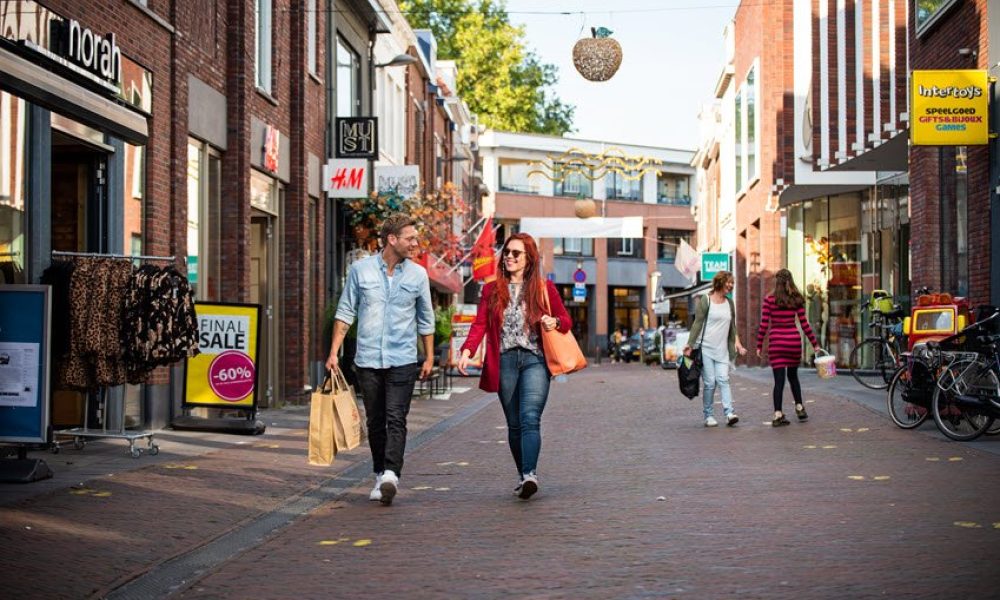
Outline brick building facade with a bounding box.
[0,0,473,434]
[909,0,994,306]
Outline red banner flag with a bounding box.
[471,218,497,282]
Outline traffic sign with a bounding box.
[572,283,587,302]
[573,268,586,283]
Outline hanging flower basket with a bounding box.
[573,27,622,82]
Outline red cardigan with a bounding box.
[461,280,572,392]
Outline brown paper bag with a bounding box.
[331,369,363,452]
[307,376,337,466]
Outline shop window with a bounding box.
[605,171,641,201]
[255,0,273,92]
[553,238,593,256]
[940,146,968,296]
[734,89,742,192]
[337,37,361,117]
[187,140,222,300]
[657,229,691,262]
[0,92,27,282]
[554,163,592,198]
[124,143,144,255]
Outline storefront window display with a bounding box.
[0,91,27,283]
[187,140,222,300]
[786,193,863,367]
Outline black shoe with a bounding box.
[726,414,740,427]
[795,405,809,421]
[772,415,790,427]
[518,473,538,500]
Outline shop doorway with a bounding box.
[49,129,110,429]
[609,287,642,335]
[558,284,591,355]
[250,213,277,407]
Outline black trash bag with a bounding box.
[677,350,702,399]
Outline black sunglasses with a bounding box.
[503,249,524,259]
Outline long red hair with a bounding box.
[489,233,546,326]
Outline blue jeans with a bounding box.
[498,348,551,476]
[701,354,735,419]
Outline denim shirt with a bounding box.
[335,253,435,369]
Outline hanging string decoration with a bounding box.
[572,27,622,82]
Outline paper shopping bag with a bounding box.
[331,369,363,452]
[307,376,337,466]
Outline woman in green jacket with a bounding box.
[684,271,748,427]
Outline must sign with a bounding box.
[701,253,730,281]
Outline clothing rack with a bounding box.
[51,250,175,262]
[49,250,172,458]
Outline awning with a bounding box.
[518,217,644,239]
[662,282,711,300]
[0,45,148,145]
[778,182,872,207]
[823,130,908,172]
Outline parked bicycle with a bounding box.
[849,293,906,390]
[930,309,1000,441]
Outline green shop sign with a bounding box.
[701,253,730,281]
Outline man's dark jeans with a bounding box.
[354,363,419,476]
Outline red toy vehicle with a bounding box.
[901,292,972,350]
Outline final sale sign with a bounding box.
[184,303,261,409]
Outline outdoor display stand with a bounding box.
[48,250,182,458]
[0,285,54,482]
[173,302,265,435]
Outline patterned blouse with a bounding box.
[500,283,541,355]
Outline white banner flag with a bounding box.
[518,217,643,239]
[674,239,699,280]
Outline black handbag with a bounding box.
[677,297,709,399]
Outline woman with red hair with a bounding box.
[458,233,572,500]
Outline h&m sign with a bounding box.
[55,19,122,85]
[336,117,378,159]
[324,159,369,199]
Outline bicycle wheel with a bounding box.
[886,367,930,429]
[931,359,997,442]
[850,339,895,390]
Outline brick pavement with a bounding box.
[166,364,1000,599]
[0,384,483,600]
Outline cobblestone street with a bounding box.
[7,364,993,599]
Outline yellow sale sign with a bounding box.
[184,303,261,409]
[911,70,990,146]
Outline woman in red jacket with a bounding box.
[457,233,571,500]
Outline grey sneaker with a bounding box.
[518,472,538,500]
[379,470,398,505]
[705,416,719,427]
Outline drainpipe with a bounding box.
[325,0,338,297]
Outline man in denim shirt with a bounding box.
[326,214,435,506]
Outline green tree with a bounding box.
[400,0,574,135]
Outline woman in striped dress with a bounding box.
[756,269,821,427]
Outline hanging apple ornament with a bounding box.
[573,27,622,82]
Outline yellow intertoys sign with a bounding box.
[911,70,990,146]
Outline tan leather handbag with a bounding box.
[539,288,588,376]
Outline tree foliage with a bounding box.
[400,0,574,135]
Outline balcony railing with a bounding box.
[498,183,540,195]
[657,195,692,206]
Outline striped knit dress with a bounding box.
[756,295,818,368]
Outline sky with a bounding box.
[504,0,740,151]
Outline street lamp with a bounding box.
[375,54,418,69]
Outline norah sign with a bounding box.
[56,19,122,85]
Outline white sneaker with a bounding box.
[369,473,383,501]
[513,480,523,496]
[518,472,538,500]
[705,416,719,427]
[379,469,398,505]
[726,414,740,427]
